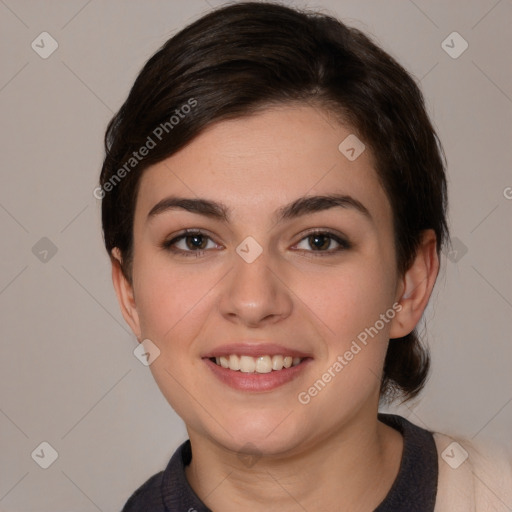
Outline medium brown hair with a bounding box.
[99,1,449,402]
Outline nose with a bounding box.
[218,245,293,327]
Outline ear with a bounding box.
[111,247,142,341]
[389,229,439,339]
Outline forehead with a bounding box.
[134,104,392,230]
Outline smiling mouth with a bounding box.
[209,354,304,373]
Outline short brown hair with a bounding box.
[99,1,449,403]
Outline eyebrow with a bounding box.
[146,193,372,224]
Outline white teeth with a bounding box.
[272,355,284,370]
[229,354,240,370]
[255,356,272,373]
[212,354,303,373]
[239,355,256,373]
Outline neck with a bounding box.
[185,411,403,511]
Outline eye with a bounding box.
[293,230,350,255]
[161,230,220,256]
[161,229,351,258]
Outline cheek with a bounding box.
[131,257,216,419]
[298,260,396,343]
[294,265,396,413]
[132,254,215,342]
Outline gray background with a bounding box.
[0,0,511,510]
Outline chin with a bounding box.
[205,412,307,457]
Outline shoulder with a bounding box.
[433,431,512,512]
[121,470,166,512]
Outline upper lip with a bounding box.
[202,342,313,359]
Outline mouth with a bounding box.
[202,344,312,392]
[209,354,304,373]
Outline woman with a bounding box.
[98,2,512,510]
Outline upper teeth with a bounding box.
[215,355,302,373]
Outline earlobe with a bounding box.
[111,248,142,341]
[389,230,439,339]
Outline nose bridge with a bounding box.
[219,238,292,325]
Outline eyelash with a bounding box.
[161,228,351,258]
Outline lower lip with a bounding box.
[203,358,312,392]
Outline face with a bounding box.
[119,104,409,456]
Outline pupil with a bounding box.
[310,234,329,251]
[187,235,206,250]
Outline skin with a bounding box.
[112,104,439,511]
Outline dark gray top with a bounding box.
[122,413,438,511]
